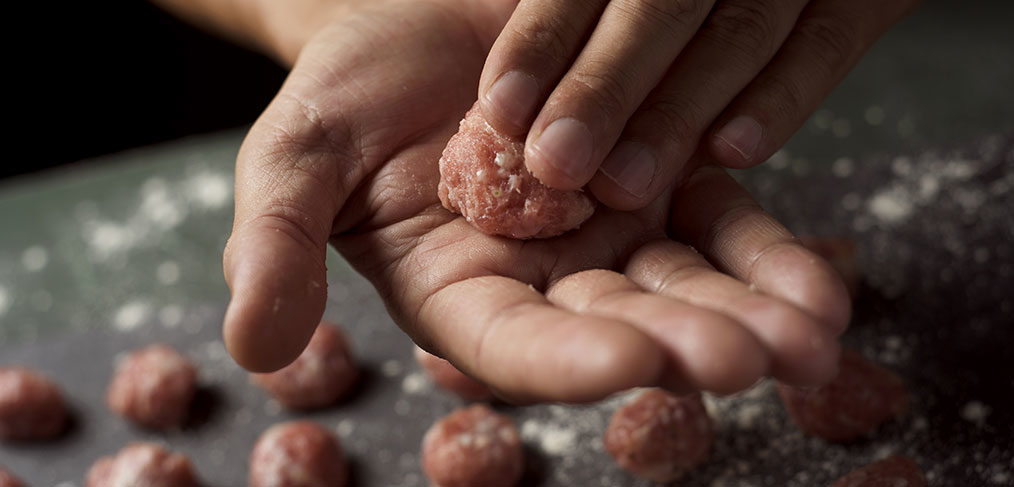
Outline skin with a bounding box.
[149,0,878,403]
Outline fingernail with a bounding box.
[715,116,763,163]
[530,117,594,183]
[484,71,540,129]
[599,142,655,198]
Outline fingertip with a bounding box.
[709,115,765,169]
[756,245,852,336]
[479,70,541,136]
[524,117,595,191]
[222,222,328,373]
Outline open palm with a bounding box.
[222,0,850,403]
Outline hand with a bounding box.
[478,0,920,210]
[222,0,851,403]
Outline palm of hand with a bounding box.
[224,0,850,403]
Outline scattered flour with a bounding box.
[159,305,184,328]
[381,359,403,378]
[960,401,991,427]
[185,171,232,209]
[521,419,577,456]
[21,245,49,272]
[401,372,429,394]
[156,261,181,285]
[336,418,356,438]
[113,300,151,331]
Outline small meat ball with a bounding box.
[830,456,927,487]
[777,348,909,443]
[0,367,68,441]
[86,442,198,487]
[603,389,714,483]
[422,404,523,487]
[0,466,25,487]
[438,102,596,239]
[414,346,494,401]
[800,236,860,296]
[249,421,348,487]
[106,344,197,429]
[252,322,358,410]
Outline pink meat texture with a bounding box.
[422,404,523,487]
[0,367,68,441]
[438,103,596,239]
[86,442,198,487]
[777,348,909,442]
[414,346,494,401]
[0,466,24,487]
[603,389,714,483]
[249,421,348,487]
[106,344,198,429]
[252,322,358,410]
[830,456,928,487]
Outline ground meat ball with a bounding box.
[0,466,25,487]
[249,421,348,487]
[603,389,714,483]
[86,442,198,487]
[830,456,928,487]
[422,404,523,487]
[777,349,909,443]
[252,322,358,410]
[438,103,596,239]
[414,346,494,401]
[0,367,68,441]
[106,344,197,429]
[800,236,860,296]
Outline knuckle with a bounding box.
[615,0,706,33]
[638,93,708,147]
[752,73,805,119]
[508,14,580,68]
[568,63,635,122]
[703,1,783,62]
[793,15,860,77]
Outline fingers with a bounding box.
[546,269,769,394]
[707,0,919,168]
[624,240,839,386]
[416,275,665,403]
[588,0,808,209]
[670,164,852,335]
[520,0,715,191]
[223,87,359,373]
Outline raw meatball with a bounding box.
[800,236,859,296]
[252,322,358,410]
[438,103,596,239]
[830,456,927,487]
[106,344,197,429]
[249,421,348,487]
[0,466,24,487]
[777,349,909,443]
[414,346,494,401]
[422,404,523,487]
[0,367,68,441]
[603,389,714,483]
[86,442,198,487]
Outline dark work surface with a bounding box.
[1,1,1012,486]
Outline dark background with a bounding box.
[7,1,286,179]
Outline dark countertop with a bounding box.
[1,1,1012,486]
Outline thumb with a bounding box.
[223,91,358,373]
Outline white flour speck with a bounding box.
[159,305,183,328]
[521,419,577,456]
[868,187,914,224]
[336,419,356,438]
[960,401,991,427]
[114,300,151,331]
[156,260,181,285]
[186,171,232,209]
[402,372,429,394]
[0,285,9,317]
[21,246,49,272]
[831,157,855,178]
[381,359,403,378]
[394,399,411,416]
[864,105,886,126]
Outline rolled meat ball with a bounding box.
[0,367,68,441]
[249,421,348,487]
[252,322,358,410]
[0,466,25,487]
[830,456,927,487]
[422,404,523,487]
[438,102,596,239]
[86,442,198,487]
[603,389,714,483]
[106,344,198,429]
[414,346,494,401]
[777,348,909,443]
